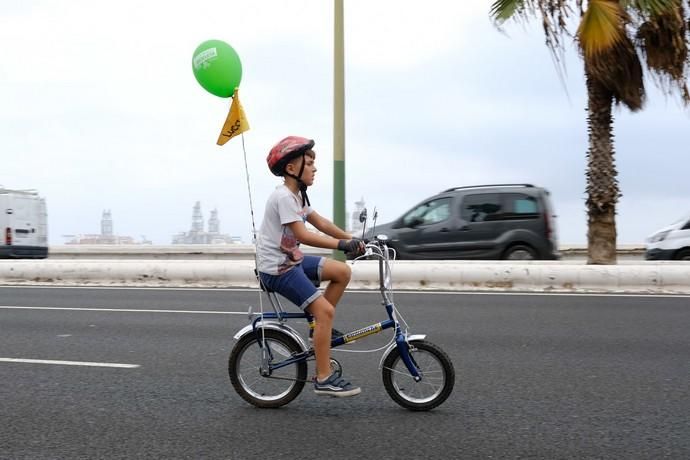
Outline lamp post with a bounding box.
[333,0,346,260]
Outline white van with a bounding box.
[0,188,48,259]
[645,214,690,261]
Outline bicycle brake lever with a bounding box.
[351,248,372,262]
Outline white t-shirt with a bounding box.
[256,185,313,275]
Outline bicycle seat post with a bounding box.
[266,292,287,322]
[256,269,286,320]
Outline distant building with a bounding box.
[348,197,367,235]
[172,201,242,244]
[63,210,151,245]
[102,210,113,237]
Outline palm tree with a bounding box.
[490,0,690,264]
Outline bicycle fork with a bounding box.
[257,328,271,377]
[395,331,422,382]
[386,303,422,382]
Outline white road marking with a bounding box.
[0,285,689,298]
[388,291,690,298]
[0,358,140,368]
[0,306,248,314]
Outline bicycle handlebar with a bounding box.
[354,234,395,262]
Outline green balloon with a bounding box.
[192,40,242,98]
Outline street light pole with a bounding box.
[333,0,346,260]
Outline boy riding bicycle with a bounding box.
[256,136,365,397]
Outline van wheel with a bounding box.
[675,249,690,260]
[503,244,537,260]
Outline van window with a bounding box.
[460,194,502,222]
[403,198,451,226]
[500,193,540,220]
[513,197,538,214]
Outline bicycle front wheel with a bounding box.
[382,340,454,411]
[228,329,307,408]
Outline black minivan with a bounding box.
[365,184,559,260]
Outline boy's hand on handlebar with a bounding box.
[338,238,365,256]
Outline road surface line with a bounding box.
[0,358,140,368]
[0,306,248,314]
[1,285,689,298]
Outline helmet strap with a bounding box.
[299,182,310,207]
[284,155,310,207]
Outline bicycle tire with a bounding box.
[228,329,307,408]
[382,340,454,411]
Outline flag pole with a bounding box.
[333,0,346,260]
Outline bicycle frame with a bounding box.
[241,236,422,382]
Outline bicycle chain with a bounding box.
[260,356,316,384]
[261,356,344,384]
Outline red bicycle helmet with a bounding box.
[266,136,315,177]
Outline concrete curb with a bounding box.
[1,260,689,294]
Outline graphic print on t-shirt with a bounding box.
[277,211,307,274]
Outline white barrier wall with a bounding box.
[44,244,647,261]
[1,260,689,294]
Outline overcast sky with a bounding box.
[2,0,689,245]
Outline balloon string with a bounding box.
[241,132,258,246]
[240,132,265,318]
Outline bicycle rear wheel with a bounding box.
[229,329,307,408]
[382,340,454,411]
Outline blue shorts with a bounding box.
[259,256,325,310]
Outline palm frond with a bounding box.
[585,34,646,110]
[577,0,628,58]
[536,0,575,52]
[636,1,690,103]
[490,1,573,50]
[490,0,526,23]
[621,0,679,17]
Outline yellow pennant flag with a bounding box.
[217,88,250,145]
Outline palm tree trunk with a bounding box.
[585,73,619,265]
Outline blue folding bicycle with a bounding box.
[228,223,455,411]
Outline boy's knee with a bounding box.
[322,305,335,322]
[336,261,351,282]
[322,259,352,284]
[308,298,335,321]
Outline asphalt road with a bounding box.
[1,286,689,459]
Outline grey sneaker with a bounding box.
[314,372,361,397]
